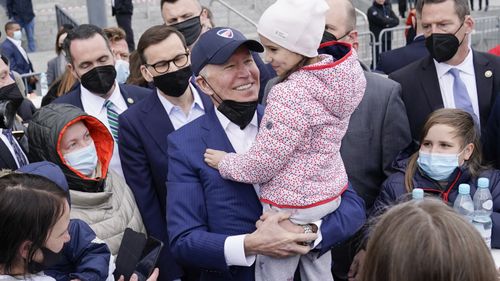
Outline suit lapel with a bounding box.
[0,139,18,169]
[201,107,235,153]
[473,51,494,125]
[420,56,444,110]
[140,94,174,156]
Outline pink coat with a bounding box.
[219,45,366,208]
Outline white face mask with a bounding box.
[63,141,98,176]
[115,59,130,84]
[12,30,22,41]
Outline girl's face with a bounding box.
[420,124,473,165]
[32,200,71,264]
[259,35,303,76]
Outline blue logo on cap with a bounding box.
[216,28,234,39]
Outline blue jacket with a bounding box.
[167,106,366,281]
[375,35,428,75]
[372,149,500,248]
[1,39,33,75]
[118,82,212,281]
[17,161,111,281]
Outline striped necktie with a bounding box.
[2,129,28,167]
[104,100,119,142]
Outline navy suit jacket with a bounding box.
[376,35,428,74]
[167,106,366,281]
[1,39,33,75]
[118,83,212,281]
[389,51,500,141]
[53,83,149,109]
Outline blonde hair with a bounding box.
[360,199,498,281]
[404,108,483,191]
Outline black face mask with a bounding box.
[153,66,192,97]
[80,65,117,96]
[425,23,465,63]
[171,16,202,46]
[28,247,63,274]
[321,30,350,44]
[0,83,23,129]
[201,76,258,129]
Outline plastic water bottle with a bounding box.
[453,183,474,223]
[40,72,48,96]
[412,188,424,201]
[473,177,493,248]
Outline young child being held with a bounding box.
[204,0,366,280]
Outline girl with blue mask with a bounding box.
[370,109,500,246]
[346,109,500,279]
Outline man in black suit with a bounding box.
[53,24,149,177]
[389,0,500,141]
[112,0,135,51]
[0,54,28,169]
[376,14,429,74]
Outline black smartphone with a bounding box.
[133,236,164,281]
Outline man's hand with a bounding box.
[204,148,227,169]
[348,249,366,281]
[118,268,159,281]
[256,211,304,234]
[244,211,317,258]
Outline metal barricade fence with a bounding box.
[18,72,42,97]
[471,16,500,52]
[377,25,411,55]
[357,31,377,69]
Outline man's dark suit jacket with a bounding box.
[389,51,500,141]
[166,106,366,281]
[1,39,33,75]
[7,0,35,23]
[118,83,212,281]
[376,35,428,74]
[52,83,149,110]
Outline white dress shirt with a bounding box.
[157,83,205,130]
[434,48,480,126]
[6,37,29,63]
[80,81,125,177]
[215,108,322,266]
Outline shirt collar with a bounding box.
[156,82,205,114]
[214,105,258,131]
[6,36,22,47]
[80,81,124,115]
[434,47,474,78]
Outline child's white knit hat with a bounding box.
[257,0,329,58]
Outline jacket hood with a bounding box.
[27,103,114,192]
[301,41,366,116]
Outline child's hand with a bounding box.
[204,149,227,169]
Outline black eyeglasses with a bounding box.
[145,53,189,74]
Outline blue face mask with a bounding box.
[64,141,98,176]
[115,59,130,84]
[417,150,463,181]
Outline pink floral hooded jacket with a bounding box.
[219,43,366,208]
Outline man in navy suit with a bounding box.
[389,0,500,141]
[53,24,149,177]
[118,25,211,281]
[376,14,428,74]
[7,0,36,52]
[1,21,36,92]
[167,27,365,281]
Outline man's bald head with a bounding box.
[324,0,359,49]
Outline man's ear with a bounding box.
[67,63,79,80]
[140,65,154,83]
[350,30,359,51]
[195,75,213,96]
[464,15,474,34]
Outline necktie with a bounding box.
[104,100,120,142]
[2,129,28,167]
[449,68,477,121]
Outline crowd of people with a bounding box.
[0,0,499,280]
